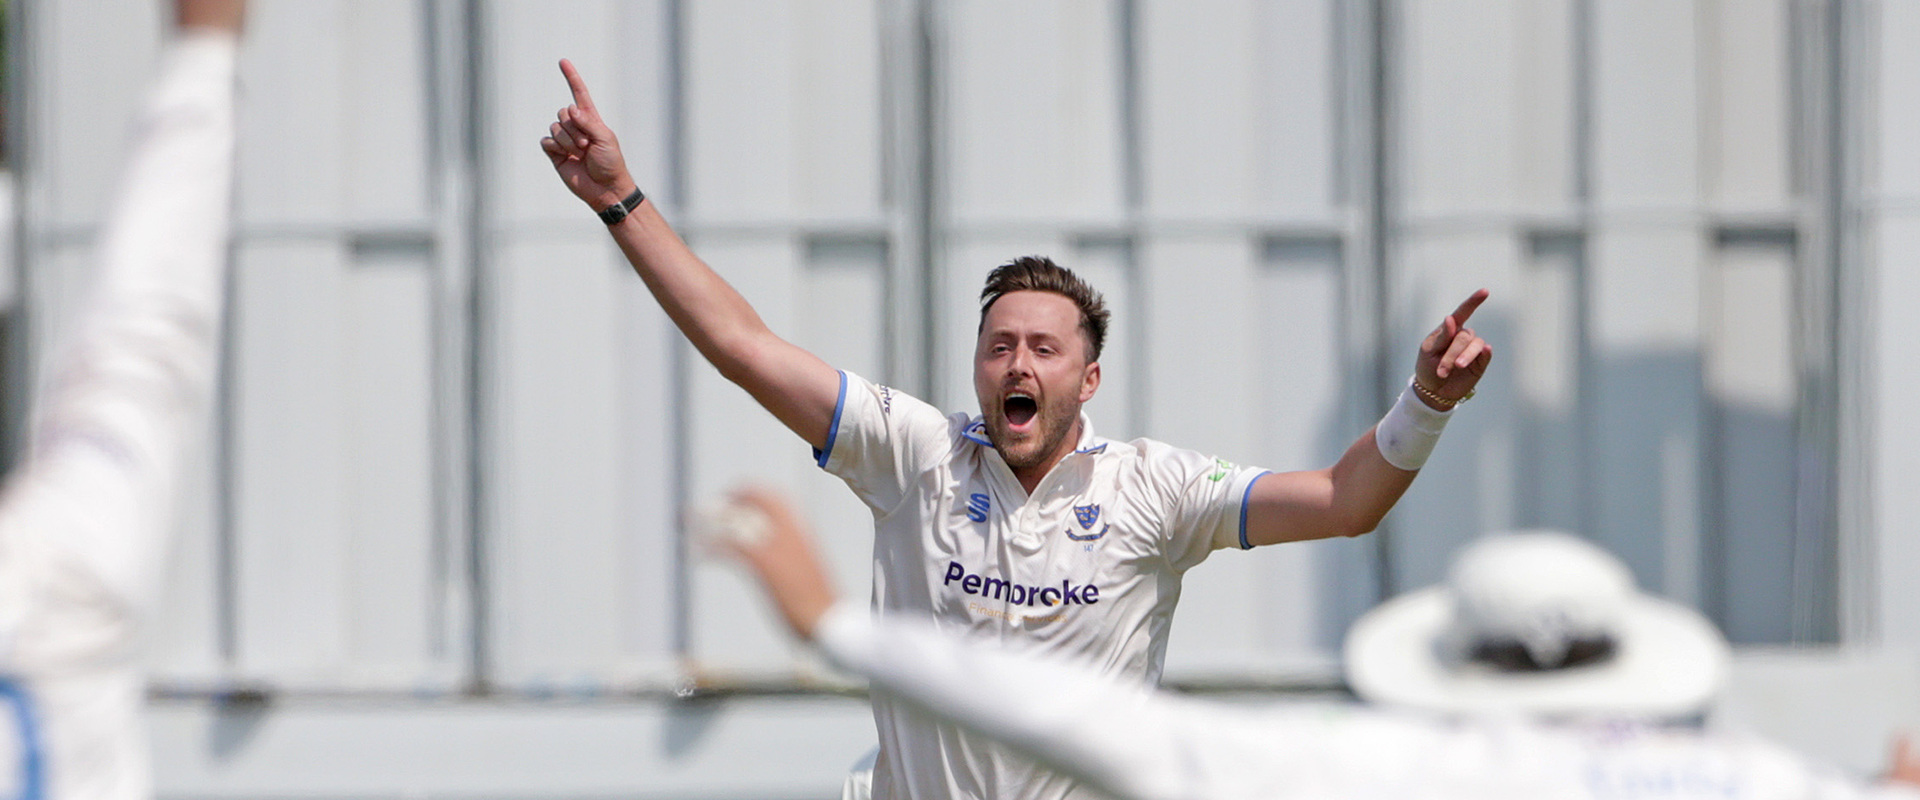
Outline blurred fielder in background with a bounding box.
[543,59,1492,800]
[716,488,1920,800]
[0,1,242,797]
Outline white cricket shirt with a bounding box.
[817,603,1920,800]
[817,371,1271,800]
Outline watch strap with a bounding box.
[597,186,646,225]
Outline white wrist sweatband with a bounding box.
[1375,379,1453,471]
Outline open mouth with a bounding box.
[1004,393,1038,430]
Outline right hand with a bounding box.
[541,59,638,213]
[1413,288,1493,409]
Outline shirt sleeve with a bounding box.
[815,602,1247,800]
[1141,442,1272,571]
[815,371,956,513]
[0,31,238,664]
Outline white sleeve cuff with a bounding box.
[1375,379,1452,471]
[812,601,877,672]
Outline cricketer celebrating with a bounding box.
[543,58,1491,800]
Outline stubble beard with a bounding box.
[988,397,1081,474]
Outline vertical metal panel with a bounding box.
[799,242,891,383]
[235,2,349,224]
[1824,0,1869,647]
[1870,217,1920,646]
[1861,0,1920,648]
[1137,1,1271,218]
[612,278,680,672]
[1868,0,1920,649]
[1591,0,1701,207]
[686,1,800,219]
[1701,0,1793,212]
[1255,1,1340,218]
[1586,226,1706,597]
[1514,0,1580,210]
[1398,0,1523,218]
[232,241,354,680]
[342,245,441,680]
[1255,239,1347,475]
[680,0,885,221]
[1139,236,1260,456]
[1870,0,1920,200]
[1516,234,1589,535]
[427,0,482,690]
[39,0,159,227]
[1704,236,1797,642]
[794,0,886,218]
[221,3,452,687]
[485,238,629,684]
[602,4,682,671]
[228,240,442,686]
[945,1,1125,224]
[341,0,433,223]
[1705,240,1796,414]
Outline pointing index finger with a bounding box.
[1448,288,1491,326]
[559,58,597,112]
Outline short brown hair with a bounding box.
[978,256,1110,362]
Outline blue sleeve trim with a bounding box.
[0,679,46,800]
[813,370,850,468]
[1239,471,1274,550]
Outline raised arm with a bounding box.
[1241,290,1493,546]
[0,0,245,620]
[541,59,840,449]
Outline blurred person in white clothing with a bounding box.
[0,2,243,798]
[708,489,1920,800]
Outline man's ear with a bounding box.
[1080,361,1101,403]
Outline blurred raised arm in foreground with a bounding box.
[717,489,1920,800]
[0,2,243,798]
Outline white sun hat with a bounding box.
[1344,531,1729,719]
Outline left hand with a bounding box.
[1414,289,1493,409]
[704,487,840,641]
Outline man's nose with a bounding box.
[1007,345,1035,376]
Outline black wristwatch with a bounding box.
[597,187,646,225]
